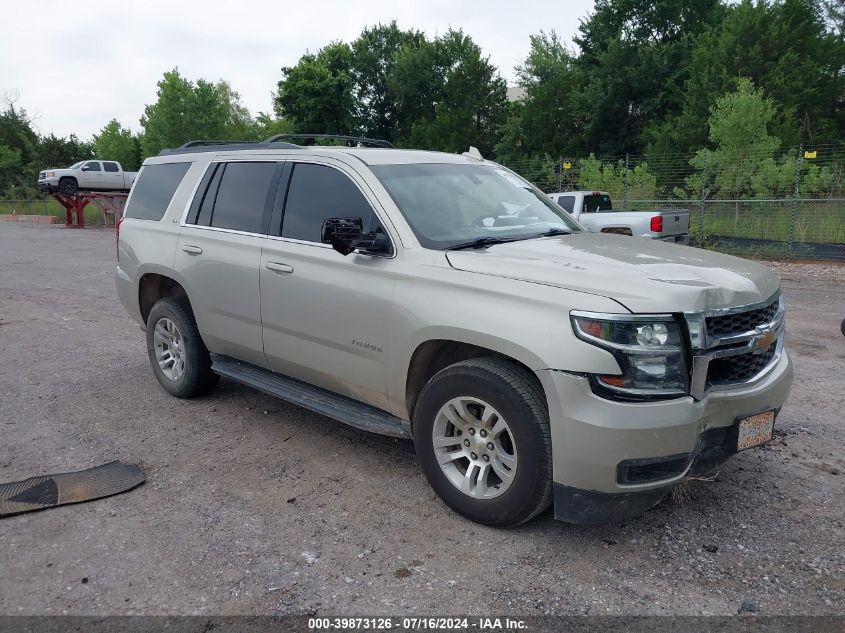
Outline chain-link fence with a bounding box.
[503,143,845,261]
[627,198,845,260]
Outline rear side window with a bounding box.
[582,194,612,213]
[208,162,277,233]
[280,163,382,242]
[558,195,575,213]
[103,162,119,173]
[125,162,191,221]
[188,162,277,234]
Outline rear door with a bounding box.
[102,161,124,189]
[259,160,395,410]
[174,160,282,368]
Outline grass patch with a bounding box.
[685,201,845,244]
[0,198,107,226]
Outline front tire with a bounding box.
[145,297,219,398]
[413,358,553,527]
[58,177,78,194]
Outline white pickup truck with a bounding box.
[548,190,689,243]
[38,160,138,194]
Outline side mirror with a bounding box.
[321,217,390,256]
[81,165,91,171]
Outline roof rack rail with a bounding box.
[179,139,258,148]
[157,134,394,156]
[158,139,300,156]
[264,134,394,148]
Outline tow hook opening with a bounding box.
[617,453,692,485]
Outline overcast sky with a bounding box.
[4,0,594,140]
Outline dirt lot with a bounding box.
[0,223,842,616]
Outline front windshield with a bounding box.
[69,161,85,168]
[371,163,582,249]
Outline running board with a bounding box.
[210,354,411,439]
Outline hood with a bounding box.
[445,233,779,313]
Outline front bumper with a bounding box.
[538,350,793,524]
[38,178,59,193]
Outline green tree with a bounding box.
[577,155,659,199]
[400,30,508,156]
[93,120,140,170]
[0,144,24,197]
[37,134,94,168]
[249,112,296,140]
[390,37,443,142]
[495,31,581,161]
[574,0,723,155]
[351,22,424,141]
[686,78,784,198]
[0,98,38,167]
[0,98,39,196]
[652,0,844,157]
[274,42,356,134]
[140,69,257,157]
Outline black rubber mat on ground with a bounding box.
[0,461,145,517]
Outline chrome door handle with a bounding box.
[265,261,294,274]
[182,245,203,255]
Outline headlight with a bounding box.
[570,311,688,400]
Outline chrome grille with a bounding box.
[706,344,777,386]
[686,292,784,399]
[705,297,779,337]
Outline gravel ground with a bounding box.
[0,223,842,616]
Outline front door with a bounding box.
[260,161,395,410]
[79,161,104,188]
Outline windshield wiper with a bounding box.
[537,228,572,237]
[445,236,518,251]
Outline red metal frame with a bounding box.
[50,192,128,228]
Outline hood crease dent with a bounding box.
[445,233,780,314]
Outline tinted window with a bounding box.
[103,161,119,173]
[124,162,191,221]
[281,163,381,242]
[84,161,101,172]
[558,195,575,213]
[192,164,223,227]
[582,194,612,213]
[208,162,276,233]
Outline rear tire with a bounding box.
[58,177,78,194]
[413,358,553,527]
[146,297,219,398]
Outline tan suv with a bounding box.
[115,135,793,527]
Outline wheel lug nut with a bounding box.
[468,428,475,436]
[482,454,490,462]
[487,442,494,451]
[480,429,487,438]
[463,439,470,447]
[470,452,478,460]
